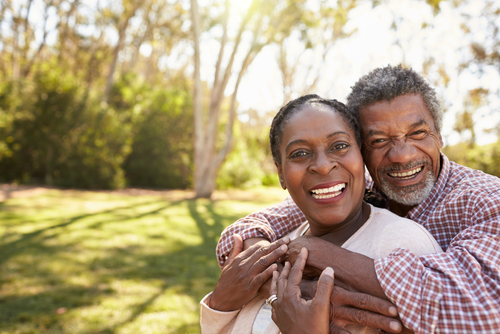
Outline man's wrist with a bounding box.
[306,237,334,272]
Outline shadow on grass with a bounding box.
[0,197,246,333]
[0,199,184,266]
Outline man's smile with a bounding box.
[387,167,423,180]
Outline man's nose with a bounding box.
[308,151,338,175]
[386,139,418,164]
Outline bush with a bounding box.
[443,141,500,178]
[0,65,130,189]
[123,86,193,189]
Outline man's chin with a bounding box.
[380,174,435,207]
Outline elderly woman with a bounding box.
[200,95,442,333]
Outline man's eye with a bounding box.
[372,138,388,146]
[410,130,426,138]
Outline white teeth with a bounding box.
[389,167,422,179]
[312,191,343,200]
[310,183,346,198]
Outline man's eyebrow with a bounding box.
[410,119,428,128]
[365,119,429,138]
[365,129,385,138]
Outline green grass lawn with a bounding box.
[0,187,288,334]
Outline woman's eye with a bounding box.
[332,143,349,150]
[290,150,308,159]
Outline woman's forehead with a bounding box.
[282,106,354,140]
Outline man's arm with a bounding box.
[290,204,500,332]
[216,196,306,268]
[285,236,387,298]
[376,223,500,332]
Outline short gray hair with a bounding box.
[346,64,443,133]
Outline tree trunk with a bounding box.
[190,0,210,198]
[191,0,264,198]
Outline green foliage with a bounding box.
[443,141,500,177]
[0,61,194,190]
[0,63,130,189]
[123,82,193,189]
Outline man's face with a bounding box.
[359,93,443,209]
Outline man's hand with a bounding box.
[299,278,317,300]
[327,286,402,333]
[208,234,290,312]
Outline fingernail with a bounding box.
[389,306,397,316]
[280,245,287,251]
[390,321,401,331]
[283,236,290,243]
[323,267,334,278]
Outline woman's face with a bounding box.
[276,104,366,235]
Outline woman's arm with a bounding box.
[216,197,306,268]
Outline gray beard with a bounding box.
[379,168,436,207]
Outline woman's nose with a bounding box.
[308,151,337,175]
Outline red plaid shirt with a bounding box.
[216,153,500,333]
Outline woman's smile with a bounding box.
[309,182,346,201]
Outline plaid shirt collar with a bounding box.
[370,152,450,220]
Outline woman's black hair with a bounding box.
[269,94,361,165]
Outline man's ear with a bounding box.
[438,133,444,148]
[275,161,286,190]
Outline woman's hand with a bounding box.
[208,234,290,312]
[270,248,334,334]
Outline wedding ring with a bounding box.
[265,294,278,306]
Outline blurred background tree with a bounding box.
[0,0,499,195]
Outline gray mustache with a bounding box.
[381,160,431,173]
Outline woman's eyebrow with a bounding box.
[327,131,350,139]
[285,131,352,151]
[285,139,308,152]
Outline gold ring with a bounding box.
[265,295,278,306]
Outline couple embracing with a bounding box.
[201,65,500,334]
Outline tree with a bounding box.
[190,0,313,198]
[277,0,357,104]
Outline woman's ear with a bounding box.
[275,161,286,190]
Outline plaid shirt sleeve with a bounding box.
[374,191,500,333]
[215,196,306,268]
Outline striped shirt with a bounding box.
[215,153,500,333]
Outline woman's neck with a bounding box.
[305,202,371,247]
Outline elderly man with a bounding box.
[215,65,500,333]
